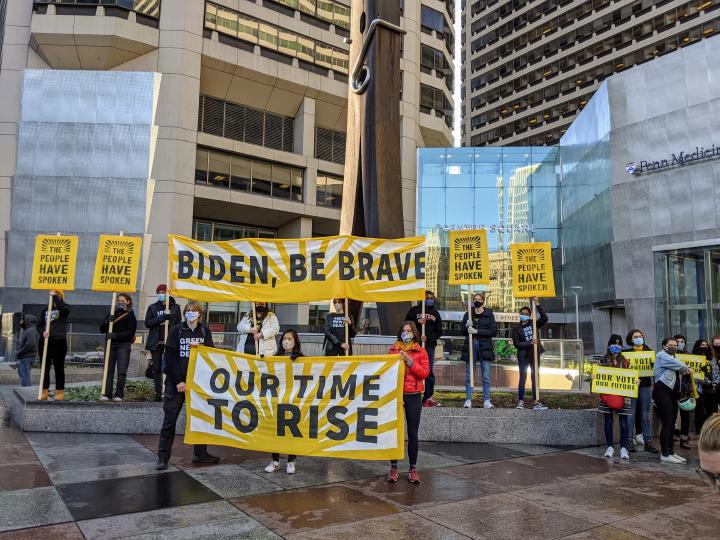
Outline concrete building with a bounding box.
[462,0,720,147]
[0,0,454,330]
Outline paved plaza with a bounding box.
[0,390,718,539]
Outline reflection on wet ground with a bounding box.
[0,391,717,539]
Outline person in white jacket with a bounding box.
[236,302,279,356]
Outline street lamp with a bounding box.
[570,286,582,340]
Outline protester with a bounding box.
[144,284,181,401]
[697,413,720,491]
[236,302,279,356]
[625,329,658,454]
[99,293,137,402]
[673,334,695,448]
[156,301,219,470]
[511,297,548,410]
[405,290,443,407]
[324,299,356,356]
[387,321,429,484]
[597,334,632,460]
[696,338,720,423]
[37,290,70,401]
[653,337,691,464]
[265,329,303,475]
[16,314,39,387]
[461,292,497,409]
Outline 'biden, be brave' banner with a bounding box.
[184,347,405,460]
[168,234,426,302]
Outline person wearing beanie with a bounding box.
[37,290,70,401]
[597,334,633,460]
[145,284,181,401]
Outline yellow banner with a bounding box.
[184,346,405,460]
[91,235,143,292]
[677,354,708,382]
[448,230,489,285]
[591,365,639,398]
[169,234,426,303]
[511,242,555,298]
[30,235,79,290]
[624,351,655,378]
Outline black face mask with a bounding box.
[474,301,483,308]
[256,306,267,315]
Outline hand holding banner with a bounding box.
[591,365,639,398]
[677,354,708,382]
[624,351,655,377]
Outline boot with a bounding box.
[39,389,49,401]
[55,389,64,401]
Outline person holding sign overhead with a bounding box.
[512,297,548,410]
[236,302,279,356]
[99,293,137,402]
[624,329,659,454]
[461,292,497,409]
[597,335,632,460]
[405,291,443,407]
[324,299,356,356]
[37,291,70,401]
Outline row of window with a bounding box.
[420,84,453,129]
[470,119,570,146]
[266,0,350,30]
[420,5,455,55]
[472,0,599,36]
[205,2,349,74]
[316,173,343,208]
[195,147,304,202]
[198,95,295,153]
[471,18,720,112]
[193,219,277,241]
[420,43,453,92]
[315,126,346,165]
[472,1,716,90]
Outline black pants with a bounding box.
[423,344,436,401]
[150,347,164,397]
[272,453,296,462]
[704,391,718,422]
[653,382,678,457]
[42,339,67,390]
[391,393,422,467]
[104,342,131,398]
[158,383,208,461]
[518,357,537,401]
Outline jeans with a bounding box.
[158,382,208,461]
[391,393,422,467]
[629,385,652,444]
[604,412,630,449]
[652,382,678,457]
[423,344,436,401]
[272,453,296,462]
[150,347,164,397]
[465,339,491,401]
[104,342,131,398]
[17,355,34,387]
[518,357,538,401]
[42,339,66,390]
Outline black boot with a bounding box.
[644,441,660,454]
[155,458,169,470]
[192,452,220,464]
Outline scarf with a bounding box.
[394,340,417,352]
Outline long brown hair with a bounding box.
[396,321,420,343]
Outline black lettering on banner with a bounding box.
[339,251,354,280]
[209,368,230,394]
[289,254,307,282]
[315,375,327,399]
[394,253,411,280]
[229,255,245,283]
[207,398,228,430]
[294,375,314,398]
[414,252,426,279]
[209,255,225,281]
[277,404,302,437]
[311,252,326,281]
[358,252,374,280]
[260,373,280,398]
[250,256,269,284]
[362,375,380,401]
[376,254,393,281]
[357,408,378,443]
[327,406,349,440]
[235,371,255,395]
[330,375,357,399]
[198,252,205,280]
[309,404,319,439]
[178,251,194,279]
[231,400,258,433]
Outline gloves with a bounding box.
[465,319,473,328]
[467,327,478,335]
[163,312,173,321]
[107,332,117,340]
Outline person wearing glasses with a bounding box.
[697,413,720,491]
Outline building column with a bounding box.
[275,216,313,327]
[295,95,317,206]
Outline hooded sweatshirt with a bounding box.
[16,314,39,358]
[163,322,214,385]
[38,296,70,339]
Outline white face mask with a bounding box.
[185,311,199,322]
[282,339,294,351]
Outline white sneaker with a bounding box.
[516,401,525,409]
[604,446,614,458]
[286,461,296,474]
[533,402,548,410]
[660,454,683,464]
[671,453,687,463]
[99,395,110,402]
[634,434,644,445]
[463,399,472,408]
[112,397,122,402]
[264,461,280,473]
[483,400,494,409]
[620,448,629,460]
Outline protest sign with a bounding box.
[185,346,405,460]
[510,242,555,298]
[591,365,639,398]
[168,234,426,303]
[677,354,708,382]
[30,235,79,290]
[92,235,142,292]
[448,229,489,285]
[624,351,655,377]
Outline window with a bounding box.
[315,127,346,165]
[195,148,209,184]
[230,155,251,191]
[421,5,448,35]
[193,219,277,242]
[317,173,343,208]
[208,153,230,188]
[251,160,272,197]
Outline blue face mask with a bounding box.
[157,293,166,302]
[519,314,530,322]
[632,337,644,347]
[425,299,434,308]
[609,344,622,355]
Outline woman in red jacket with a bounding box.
[387,321,430,484]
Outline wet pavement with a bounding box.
[0,391,717,539]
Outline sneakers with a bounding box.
[408,468,421,484]
[516,401,525,409]
[423,398,441,407]
[634,434,644,445]
[192,453,220,464]
[286,461,296,474]
[483,400,494,409]
[661,454,684,464]
[671,453,687,463]
[387,466,399,482]
[463,399,472,408]
[112,396,122,402]
[620,448,630,460]
[155,459,169,471]
[533,402,548,410]
[99,395,110,402]
[604,446,615,458]
[644,442,659,454]
[264,461,280,473]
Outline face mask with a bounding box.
[425,299,434,307]
[157,293,166,302]
[334,303,343,312]
[117,302,127,311]
[609,344,622,355]
[185,311,199,322]
[666,346,677,355]
[677,342,686,351]
[714,342,720,348]
[256,305,267,314]
[632,337,644,347]
[401,331,414,343]
[519,314,530,322]
[282,339,294,351]
[474,301,483,308]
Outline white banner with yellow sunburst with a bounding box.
[184,346,406,460]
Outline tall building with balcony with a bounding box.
[462,0,720,147]
[0,0,454,329]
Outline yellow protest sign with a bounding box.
[677,354,708,382]
[591,365,639,398]
[91,235,142,292]
[169,234,426,303]
[448,229,489,285]
[30,235,79,290]
[511,242,555,298]
[624,351,655,377]
[185,346,405,460]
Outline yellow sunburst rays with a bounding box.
[517,247,545,263]
[453,235,483,251]
[359,238,424,292]
[103,239,134,255]
[42,238,71,251]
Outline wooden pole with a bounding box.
[532,298,540,402]
[100,292,117,397]
[467,287,474,390]
[252,302,262,356]
[420,298,426,349]
[37,292,54,400]
[344,297,350,356]
[162,241,173,392]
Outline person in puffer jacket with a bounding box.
[387,321,429,485]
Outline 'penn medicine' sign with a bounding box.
[626,145,720,174]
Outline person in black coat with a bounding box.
[324,299,356,356]
[405,290,443,406]
[99,293,137,401]
[511,298,548,410]
[461,291,497,409]
[37,290,70,401]
[144,283,182,400]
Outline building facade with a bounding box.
[0,0,453,329]
[462,0,720,147]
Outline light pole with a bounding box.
[570,286,582,339]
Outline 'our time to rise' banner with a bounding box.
[185,347,405,460]
[168,234,426,302]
